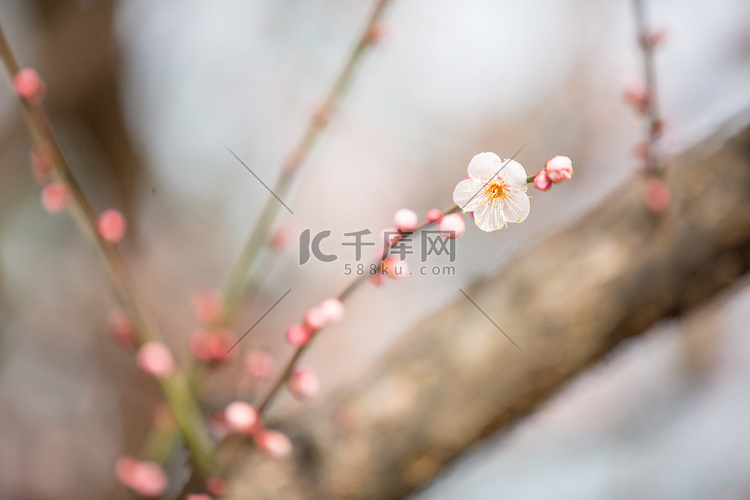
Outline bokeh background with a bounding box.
[0,0,749,498]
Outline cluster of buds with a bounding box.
[286,297,344,348]
[116,456,228,498]
[187,288,239,364]
[273,299,347,402]
[222,401,293,458]
[623,22,670,212]
[532,156,574,192]
[189,328,237,364]
[235,349,277,398]
[622,28,666,123]
[244,349,276,379]
[371,208,465,286]
[18,68,129,241]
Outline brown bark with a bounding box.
[227,116,750,499]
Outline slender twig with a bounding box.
[220,0,393,324]
[134,0,395,477]
[0,24,216,472]
[632,0,662,172]
[221,288,292,360]
[257,149,533,412]
[257,204,461,414]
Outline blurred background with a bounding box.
[0,0,749,498]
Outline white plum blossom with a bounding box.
[452,152,530,232]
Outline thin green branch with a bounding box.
[257,204,461,414]
[0,24,216,473]
[221,0,394,324]
[133,0,395,480]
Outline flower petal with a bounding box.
[498,159,528,188]
[473,200,502,232]
[453,177,484,211]
[502,190,530,223]
[467,152,502,182]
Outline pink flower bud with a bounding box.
[382,257,408,279]
[303,307,328,331]
[288,367,320,399]
[623,79,651,114]
[319,298,344,323]
[187,495,213,500]
[286,324,312,346]
[224,401,259,436]
[137,342,175,378]
[115,456,138,482]
[394,208,418,232]
[269,220,293,250]
[544,156,573,184]
[115,457,168,497]
[205,476,228,496]
[40,182,71,213]
[438,213,465,239]
[426,208,443,222]
[639,28,667,50]
[363,24,385,45]
[644,177,670,212]
[632,141,650,160]
[189,328,237,363]
[652,119,665,137]
[13,69,46,104]
[98,209,127,243]
[255,429,292,458]
[312,103,332,128]
[191,288,224,326]
[244,350,276,378]
[109,307,136,349]
[533,170,552,191]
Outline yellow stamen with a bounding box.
[485,182,505,200]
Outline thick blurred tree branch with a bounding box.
[227,114,750,499]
